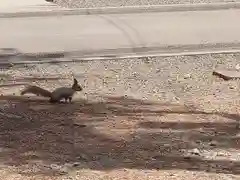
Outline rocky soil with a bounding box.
[0,53,239,179]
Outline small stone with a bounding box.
[151,155,161,160]
[217,152,225,156]
[50,164,62,170]
[72,162,80,167]
[143,57,151,63]
[235,64,240,70]
[156,68,161,73]
[209,141,217,147]
[229,86,235,89]
[77,154,88,161]
[183,74,191,79]
[195,140,202,144]
[12,104,16,108]
[190,148,201,156]
[174,96,180,101]
[183,156,192,160]
[132,72,138,77]
[74,124,86,128]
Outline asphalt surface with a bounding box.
[1,4,240,61]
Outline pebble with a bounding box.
[209,141,217,147]
[235,64,240,70]
[183,74,191,79]
[190,148,201,156]
[72,162,81,167]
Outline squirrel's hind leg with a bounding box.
[49,98,60,104]
[64,97,69,103]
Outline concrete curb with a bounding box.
[59,2,240,14]
[2,49,240,66]
[1,2,240,18]
[1,43,240,65]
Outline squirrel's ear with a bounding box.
[73,78,78,84]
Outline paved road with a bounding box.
[1,8,240,59]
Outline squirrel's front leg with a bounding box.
[68,97,72,103]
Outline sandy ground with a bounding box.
[0,53,239,179]
[54,0,240,8]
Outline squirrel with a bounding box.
[20,78,83,103]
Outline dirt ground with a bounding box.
[0,53,239,179]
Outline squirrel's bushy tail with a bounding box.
[21,85,52,97]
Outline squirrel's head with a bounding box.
[72,78,83,91]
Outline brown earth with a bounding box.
[0,53,239,179]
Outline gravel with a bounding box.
[0,53,240,179]
[3,53,240,112]
[53,0,240,8]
